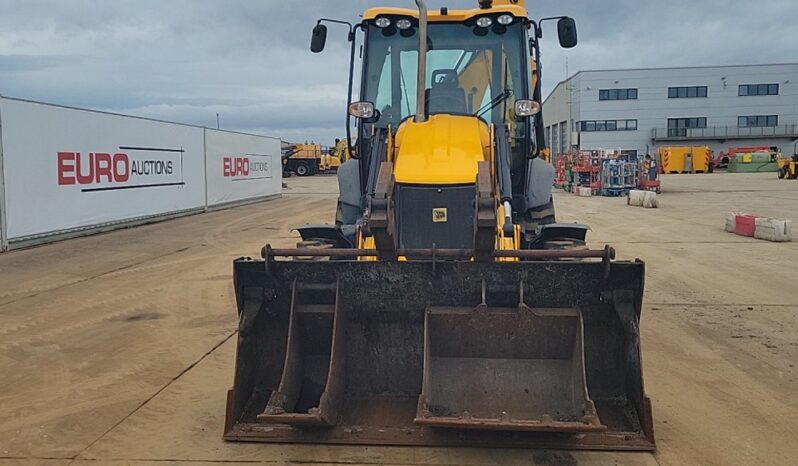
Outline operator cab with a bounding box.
[308,2,580,249]
[361,12,530,135]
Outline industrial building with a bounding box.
[543,63,798,156]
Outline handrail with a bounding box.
[652,124,798,141]
[414,0,428,123]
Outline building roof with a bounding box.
[543,62,798,105]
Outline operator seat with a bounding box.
[425,69,468,114]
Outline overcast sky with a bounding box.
[1,0,796,144]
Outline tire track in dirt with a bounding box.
[0,246,202,309]
[64,331,238,466]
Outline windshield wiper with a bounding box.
[475,89,513,117]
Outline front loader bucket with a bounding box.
[225,252,655,451]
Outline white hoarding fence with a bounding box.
[1,98,206,241]
[205,128,282,208]
[0,97,282,250]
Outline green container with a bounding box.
[728,152,779,173]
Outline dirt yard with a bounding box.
[1,172,796,466]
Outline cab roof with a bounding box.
[362,4,529,22]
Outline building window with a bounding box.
[668,86,708,98]
[559,121,567,153]
[579,119,638,132]
[667,117,707,137]
[739,84,779,96]
[551,124,558,154]
[738,115,778,127]
[599,88,638,101]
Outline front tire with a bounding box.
[522,197,557,245]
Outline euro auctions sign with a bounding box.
[205,129,281,207]
[57,147,186,192]
[222,155,272,180]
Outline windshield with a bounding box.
[362,21,528,127]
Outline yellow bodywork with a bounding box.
[288,143,323,161]
[332,139,352,163]
[320,154,341,171]
[356,114,522,259]
[777,156,797,179]
[658,146,712,173]
[393,114,490,185]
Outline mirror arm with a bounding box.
[316,18,359,160]
[537,15,569,24]
[345,27,358,161]
[528,19,542,40]
[528,20,545,158]
[317,18,354,34]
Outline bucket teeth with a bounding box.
[256,279,344,427]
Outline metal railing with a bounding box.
[652,125,798,141]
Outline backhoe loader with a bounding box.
[225,0,654,451]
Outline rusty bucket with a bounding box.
[224,250,654,451]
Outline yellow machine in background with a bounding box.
[778,142,798,179]
[658,146,712,174]
[226,0,653,452]
[283,142,341,176]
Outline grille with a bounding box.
[394,184,475,249]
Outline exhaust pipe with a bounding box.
[414,0,428,123]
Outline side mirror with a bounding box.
[310,24,328,53]
[557,17,577,49]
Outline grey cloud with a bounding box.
[1,0,796,144]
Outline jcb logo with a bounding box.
[432,208,448,223]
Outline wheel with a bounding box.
[296,163,310,177]
[522,197,557,245]
[778,167,787,179]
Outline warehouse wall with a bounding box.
[544,63,798,155]
[0,96,282,251]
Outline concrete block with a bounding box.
[754,218,792,242]
[628,190,658,208]
[725,213,738,233]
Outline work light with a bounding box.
[515,99,541,117]
[475,16,493,28]
[396,18,412,30]
[497,14,514,25]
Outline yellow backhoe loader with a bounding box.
[225,0,654,451]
